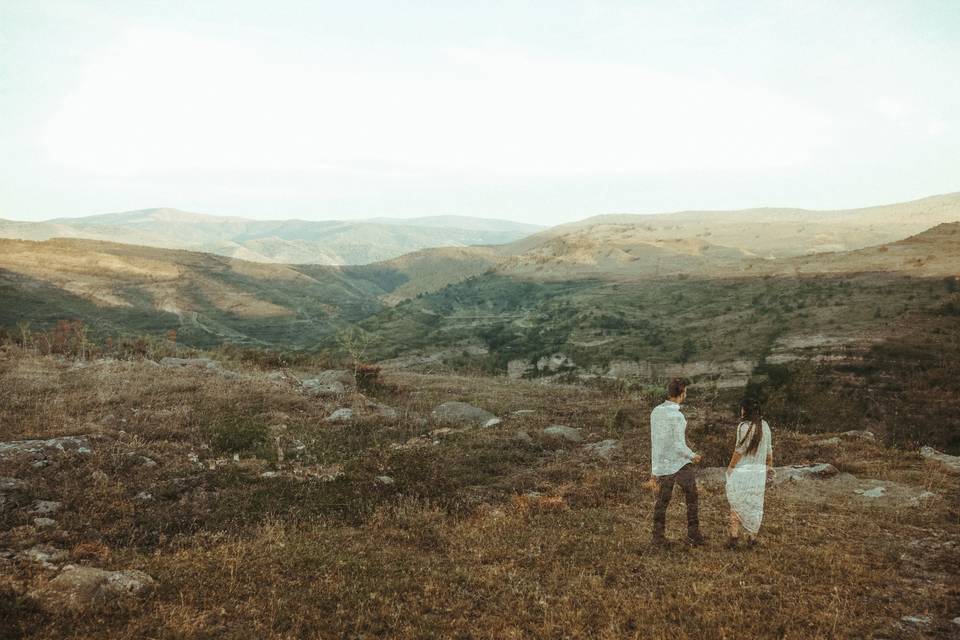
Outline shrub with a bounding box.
[206,416,269,455]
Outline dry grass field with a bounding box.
[1,346,957,639]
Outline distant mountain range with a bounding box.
[0,208,544,265]
[1,192,958,355]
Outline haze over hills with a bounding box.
[0,208,544,265]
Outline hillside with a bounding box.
[0,238,385,347]
[0,208,540,265]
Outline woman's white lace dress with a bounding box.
[725,420,772,535]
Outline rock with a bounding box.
[0,436,92,461]
[91,470,109,483]
[33,517,57,528]
[857,486,887,498]
[325,408,354,423]
[135,492,154,501]
[310,369,354,385]
[919,446,960,475]
[507,359,534,380]
[366,402,398,420]
[814,437,842,447]
[900,615,931,626]
[700,463,839,488]
[0,477,27,491]
[512,410,536,417]
[259,471,280,478]
[29,500,63,515]
[536,353,574,372]
[138,456,158,467]
[18,544,68,566]
[952,616,960,626]
[583,439,620,460]
[34,566,156,610]
[483,418,502,428]
[301,379,346,397]
[770,463,839,485]
[841,430,875,440]
[514,430,534,444]
[375,475,395,485]
[160,357,218,370]
[432,402,496,428]
[543,425,583,442]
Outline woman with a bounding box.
[725,398,774,549]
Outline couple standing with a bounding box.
[649,378,774,548]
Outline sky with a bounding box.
[1,1,958,224]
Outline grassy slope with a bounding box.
[0,239,386,348]
[0,349,957,639]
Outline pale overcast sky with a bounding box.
[1,1,958,223]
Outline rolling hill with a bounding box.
[0,208,543,265]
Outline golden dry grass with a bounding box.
[1,349,958,639]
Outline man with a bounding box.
[650,378,705,547]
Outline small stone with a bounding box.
[483,418,502,428]
[29,500,63,515]
[375,475,395,485]
[512,410,536,417]
[514,430,534,444]
[325,408,353,423]
[139,457,157,467]
[900,615,931,625]
[19,544,68,566]
[814,437,841,447]
[952,616,960,626]
[33,517,57,528]
[0,477,27,491]
[91,470,109,483]
[583,439,621,460]
[543,425,583,442]
[134,492,153,501]
[431,402,496,428]
[260,471,280,478]
[860,486,886,498]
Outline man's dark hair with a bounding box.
[667,378,688,398]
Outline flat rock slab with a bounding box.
[325,408,353,423]
[920,446,960,475]
[33,566,156,611]
[432,402,496,428]
[0,436,92,461]
[543,425,583,442]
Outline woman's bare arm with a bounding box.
[727,452,742,474]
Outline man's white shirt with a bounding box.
[650,400,696,476]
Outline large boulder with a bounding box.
[432,402,496,428]
[920,446,960,475]
[33,566,156,610]
[543,425,583,442]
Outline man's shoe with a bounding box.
[651,536,672,549]
[687,533,707,547]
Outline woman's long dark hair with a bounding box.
[738,398,764,456]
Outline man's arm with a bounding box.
[675,415,700,463]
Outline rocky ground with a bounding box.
[1,347,958,639]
